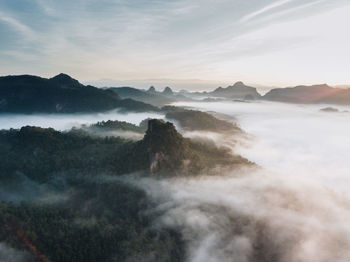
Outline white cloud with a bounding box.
[0,11,36,40]
[240,0,294,23]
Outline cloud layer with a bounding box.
[132,100,350,261]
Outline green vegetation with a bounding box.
[0,74,158,113]
[0,117,249,180]
[0,180,184,262]
[163,106,241,132]
[0,115,251,261]
[81,119,149,135]
[0,126,130,182]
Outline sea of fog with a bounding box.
[173,100,350,195]
[0,109,164,130]
[2,101,350,261]
[136,100,350,262]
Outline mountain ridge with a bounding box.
[0,73,158,113]
[262,83,350,104]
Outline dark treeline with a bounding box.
[0,74,158,113]
[0,112,251,262]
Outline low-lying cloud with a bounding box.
[0,109,163,131]
[134,100,350,261]
[2,100,350,261]
[135,169,350,262]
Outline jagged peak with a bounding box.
[148,86,156,92]
[162,86,173,95]
[145,119,179,140]
[144,119,183,151]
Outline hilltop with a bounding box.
[0,74,158,113]
[262,84,350,105]
[108,85,191,106]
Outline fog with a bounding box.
[135,100,350,262]
[2,100,350,261]
[174,101,350,195]
[0,109,164,131]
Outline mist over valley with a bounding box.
[2,0,350,260]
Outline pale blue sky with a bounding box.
[0,0,349,90]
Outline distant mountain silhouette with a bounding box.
[109,86,174,106]
[162,86,173,96]
[186,81,262,100]
[109,86,191,106]
[209,82,261,99]
[50,73,84,88]
[263,84,350,104]
[147,86,156,93]
[0,74,158,113]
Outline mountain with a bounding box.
[50,73,84,88]
[183,81,262,100]
[263,84,350,104]
[209,82,261,99]
[120,119,250,175]
[109,86,192,106]
[0,123,187,261]
[0,115,251,261]
[0,118,250,180]
[162,86,174,96]
[0,74,158,113]
[163,106,241,132]
[109,86,174,106]
[147,85,157,93]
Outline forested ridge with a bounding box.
[0,114,251,262]
[0,74,158,113]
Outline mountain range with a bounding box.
[187,82,350,105]
[1,73,350,112]
[263,84,350,104]
[0,73,158,113]
[108,85,191,106]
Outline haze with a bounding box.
[1,0,350,90]
[134,100,350,261]
[0,110,163,131]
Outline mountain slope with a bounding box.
[262,84,350,105]
[209,82,261,99]
[109,85,192,106]
[109,86,175,106]
[0,74,158,113]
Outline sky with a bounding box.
[0,0,350,90]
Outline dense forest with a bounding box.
[163,106,242,132]
[0,112,251,262]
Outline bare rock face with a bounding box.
[118,118,250,176]
[142,119,189,174]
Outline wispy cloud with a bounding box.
[0,11,36,40]
[240,0,294,23]
[0,0,349,86]
[251,0,327,24]
[34,0,57,17]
